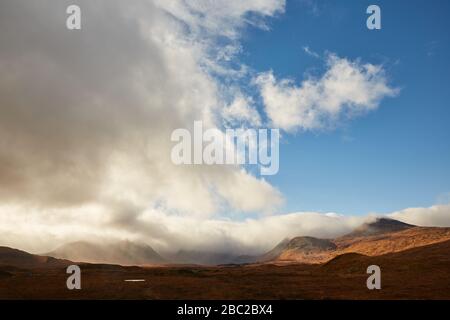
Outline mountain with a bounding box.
[256,238,291,262]
[257,218,450,264]
[275,237,337,263]
[46,241,166,266]
[0,246,71,269]
[334,225,450,257]
[243,237,337,264]
[342,217,414,238]
[3,218,450,267]
[231,239,291,264]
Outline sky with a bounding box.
[240,0,450,215]
[0,0,449,254]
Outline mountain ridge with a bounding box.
[255,218,450,264]
[2,218,450,267]
[46,240,166,266]
[0,246,72,269]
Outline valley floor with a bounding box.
[1,240,450,300]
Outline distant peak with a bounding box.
[347,217,415,238]
[47,240,165,265]
[366,217,414,228]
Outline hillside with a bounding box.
[47,241,166,266]
[341,218,414,238]
[2,239,450,299]
[260,218,450,264]
[0,246,71,269]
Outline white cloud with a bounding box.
[154,0,285,38]
[0,0,284,221]
[303,46,320,59]
[0,204,359,254]
[255,53,399,132]
[222,95,262,126]
[2,202,449,256]
[390,204,450,227]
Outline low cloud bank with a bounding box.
[1,204,449,256]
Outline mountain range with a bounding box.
[2,217,450,299]
[1,218,450,267]
[250,218,450,264]
[45,240,166,266]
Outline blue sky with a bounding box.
[240,0,450,215]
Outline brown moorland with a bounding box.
[1,218,450,299]
[0,239,449,299]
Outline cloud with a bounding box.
[0,0,284,220]
[222,95,262,126]
[390,204,450,227]
[155,0,285,38]
[303,46,320,59]
[0,203,359,254]
[1,1,433,261]
[255,53,399,132]
[2,202,449,256]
